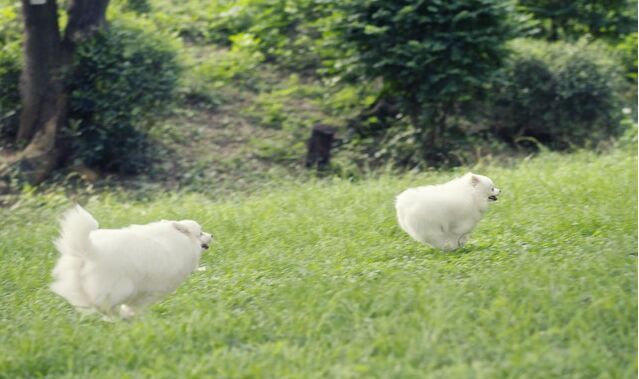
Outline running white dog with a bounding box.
[50,205,212,320]
[395,173,500,250]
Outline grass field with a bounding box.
[0,148,637,378]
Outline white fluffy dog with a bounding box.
[395,173,500,251]
[50,205,212,320]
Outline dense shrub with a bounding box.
[67,17,181,173]
[0,42,20,142]
[0,4,21,142]
[489,39,627,149]
[243,0,341,71]
[0,4,181,171]
[344,113,512,169]
[615,32,638,81]
[334,0,514,163]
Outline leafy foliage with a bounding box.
[241,0,341,71]
[124,0,151,14]
[489,39,627,149]
[144,0,341,71]
[0,3,21,142]
[335,0,514,162]
[183,33,264,102]
[0,0,635,175]
[0,43,20,142]
[517,0,637,41]
[67,17,181,173]
[615,31,638,81]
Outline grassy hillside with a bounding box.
[0,148,636,378]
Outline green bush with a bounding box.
[0,41,20,142]
[615,32,638,81]
[243,0,341,71]
[0,4,21,142]
[335,0,514,163]
[67,16,181,173]
[490,39,627,149]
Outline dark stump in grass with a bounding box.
[305,124,336,170]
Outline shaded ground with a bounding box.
[150,101,303,192]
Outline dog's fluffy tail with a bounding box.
[54,205,98,258]
[50,205,99,309]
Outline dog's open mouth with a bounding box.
[488,195,498,201]
[201,244,210,250]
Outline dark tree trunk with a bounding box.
[6,0,110,184]
[64,0,110,45]
[306,124,336,169]
[548,19,559,41]
[14,0,65,183]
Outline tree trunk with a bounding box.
[64,0,110,45]
[548,20,558,41]
[13,0,65,183]
[6,0,110,184]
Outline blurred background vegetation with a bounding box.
[0,0,636,193]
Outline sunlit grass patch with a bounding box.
[0,148,636,378]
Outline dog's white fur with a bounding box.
[50,205,212,320]
[395,173,500,251]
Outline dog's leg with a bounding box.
[100,305,121,322]
[458,234,469,247]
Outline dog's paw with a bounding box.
[120,304,137,320]
[457,234,469,247]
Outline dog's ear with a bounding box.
[470,174,480,187]
[173,222,191,235]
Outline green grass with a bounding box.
[0,148,636,378]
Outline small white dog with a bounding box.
[50,205,212,320]
[395,173,500,251]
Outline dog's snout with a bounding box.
[200,232,213,248]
